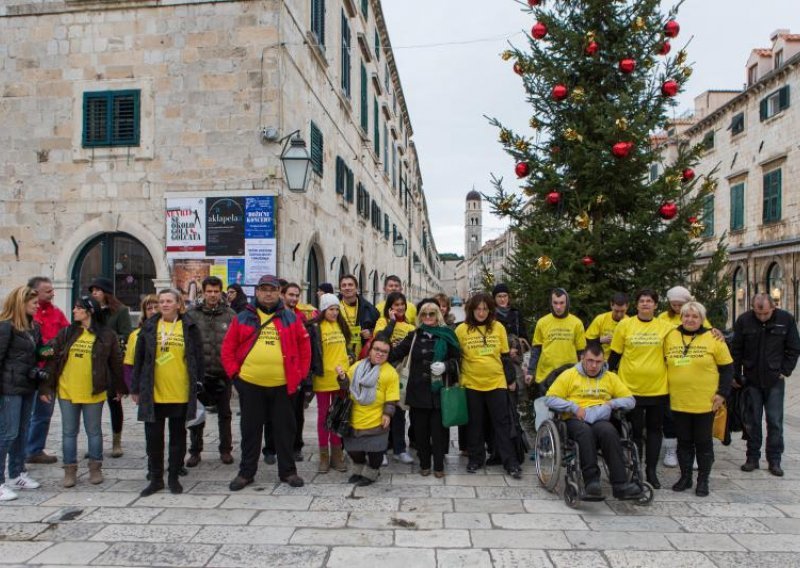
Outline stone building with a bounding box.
[0,0,442,312]
[659,30,800,327]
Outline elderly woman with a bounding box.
[665,301,733,496]
[389,301,460,477]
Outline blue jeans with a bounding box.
[58,399,104,465]
[25,390,55,458]
[0,393,35,483]
[746,380,785,463]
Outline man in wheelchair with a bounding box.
[543,344,645,500]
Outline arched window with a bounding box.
[767,262,785,308]
[339,257,350,284]
[72,232,156,311]
[306,246,321,305]
[732,267,745,323]
[372,271,379,305]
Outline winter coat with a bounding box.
[496,306,528,342]
[187,300,235,379]
[389,328,461,409]
[731,308,800,389]
[0,319,43,396]
[42,323,127,399]
[220,302,312,395]
[338,294,380,333]
[105,306,132,346]
[34,302,70,344]
[132,313,204,423]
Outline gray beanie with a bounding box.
[319,293,340,314]
[666,286,693,303]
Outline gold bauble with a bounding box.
[575,211,590,230]
[615,117,629,131]
[564,128,583,142]
[537,256,554,271]
[666,174,682,187]
[501,50,514,61]
[633,16,646,31]
[702,178,718,192]
[689,222,706,238]
[681,66,693,78]
[571,87,586,102]
[595,194,606,205]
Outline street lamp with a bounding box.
[393,236,407,257]
[279,130,311,193]
[413,255,422,273]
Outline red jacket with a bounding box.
[221,303,311,395]
[35,302,70,344]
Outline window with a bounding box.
[767,262,785,307]
[361,0,368,19]
[732,267,745,323]
[775,49,784,69]
[335,156,346,195]
[373,97,380,156]
[360,62,368,131]
[730,182,744,230]
[356,183,370,219]
[383,214,390,240]
[311,0,326,47]
[730,112,744,136]
[760,86,790,121]
[762,169,782,223]
[701,195,714,238]
[345,169,354,203]
[82,90,140,148]
[649,163,659,181]
[747,64,758,86]
[383,121,388,174]
[310,121,324,176]
[340,11,351,98]
[374,29,380,61]
[701,130,714,150]
[391,144,397,190]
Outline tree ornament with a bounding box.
[658,41,671,55]
[689,221,705,238]
[612,141,634,158]
[497,197,515,214]
[682,168,695,182]
[513,62,524,75]
[551,84,569,101]
[515,139,530,152]
[575,211,590,229]
[633,16,646,31]
[532,22,548,40]
[536,256,554,271]
[615,117,629,131]
[681,66,693,78]
[688,216,698,224]
[499,129,511,143]
[595,195,606,205]
[675,50,688,65]
[581,256,595,267]
[570,87,586,102]
[529,117,541,129]
[585,41,599,56]
[546,191,561,205]
[564,128,583,142]
[619,58,636,74]
[527,0,542,6]
[501,50,514,61]
[523,186,536,197]
[586,31,596,41]
[702,178,718,192]
[664,20,681,38]
[515,162,530,178]
[661,80,679,97]
[659,201,678,220]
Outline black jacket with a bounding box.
[187,300,235,379]
[132,313,204,422]
[731,309,800,389]
[43,324,126,399]
[339,294,380,333]
[0,319,43,396]
[389,328,460,409]
[496,306,528,342]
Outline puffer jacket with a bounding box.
[731,308,800,388]
[187,300,235,379]
[0,319,43,396]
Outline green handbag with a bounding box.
[440,364,468,428]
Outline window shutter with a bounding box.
[360,62,368,131]
[361,0,368,18]
[373,97,380,155]
[113,93,138,145]
[341,11,351,97]
[335,157,344,194]
[346,168,354,203]
[779,85,790,111]
[310,122,324,176]
[759,97,768,121]
[83,94,108,146]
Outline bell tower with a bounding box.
[465,189,482,259]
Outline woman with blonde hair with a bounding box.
[0,286,44,501]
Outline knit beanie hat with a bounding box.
[318,282,335,294]
[666,286,693,303]
[319,293,340,314]
[492,283,510,297]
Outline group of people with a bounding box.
[0,274,797,504]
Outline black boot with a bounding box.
[695,450,714,497]
[672,445,694,492]
[645,467,661,490]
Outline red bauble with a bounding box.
[682,168,696,182]
[513,62,524,75]
[581,256,595,267]
[585,41,599,56]
[661,80,679,97]
[619,58,636,74]
[658,41,671,55]
[612,141,634,158]
[515,162,530,178]
[527,0,541,5]
[532,22,548,39]
[688,216,698,224]
[664,20,681,38]
[551,84,569,101]
[546,191,561,205]
[659,202,678,220]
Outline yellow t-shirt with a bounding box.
[348,361,400,430]
[315,320,350,392]
[153,319,190,404]
[610,317,672,397]
[456,322,509,391]
[585,312,627,358]
[546,366,632,413]
[658,311,713,329]
[532,314,587,383]
[340,299,363,354]
[376,301,417,326]
[58,329,106,404]
[665,329,733,413]
[239,310,287,387]
[374,317,415,344]
[123,328,141,366]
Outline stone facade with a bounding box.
[0,0,441,310]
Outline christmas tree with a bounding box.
[487,0,729,326]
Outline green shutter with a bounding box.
[346,168,354,203]
[760,97,769,121]
[310,122,323,176]
[763,170,782,223]
[360,62,368,131]
[312,0,325,47]
[335,156,344,194]
[779,85,790,111]
[361,0,368,18]
[341,11,351,97]
[373,97,380,155]
[702,196,714,237]
[82,90,140,148]
[374,29,380,60]
[730,183,744,230]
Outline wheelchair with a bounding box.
[534,406,655,508]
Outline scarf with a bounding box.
[419,324,460,362]
[350,359,381,405]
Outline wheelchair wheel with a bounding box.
[534,419,561,491]
[563,480,581,509]
[636,482,655,506]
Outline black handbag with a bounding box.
[325,392,354,438]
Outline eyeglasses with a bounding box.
[371,348,390,355]
[420,311,438,317]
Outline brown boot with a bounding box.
[88,460,104,485]
[330,445,348,472]
[318,448,330,473]
[63,464,78,488]
[111,433,123,458]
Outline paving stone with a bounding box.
[353,484,430,498]
[493,513,589,530]
[431,485,476,498]
[133,493,226,508]
[28,541,109,564]
[390,473,445,486]
[547,550,609,568]
[222,494,313,510]
[394,528,471,548]
[400,498,453,512]
[310,496,399,512]
[732,533,800,551]
[756,516,800,534]
[0,522,49,540]
[666,532,747,551]
[192,525,295,544]
[290,527,393,546]
[347,511,443,530]
[436,548,492,567]
[79,506,163,524]
[0,490,59,505]
[152,507,256,525]
[523,499,615,515]
[93,542,218,566]
[454,498,525,513]
[705,551,800,567]
[326,546,436,568]
[478,486,558,500]
[90,523,201,542]
[443,512,492,529]
[445,474,508,486]
[271,483,354,497]
[40,492,138,508]
[0,542,53,563]
[249,510,348,528]
[583,515,680,532]
[566,530,672,550]
[472,529,571,549]
[673,516,772,533]
[605,550,717,567]
[207,544,327,568]
[489,549,554,568]
[774,504,800,517]
[606,501,699,516]
[32,521,106,541]
[0,506,66,522]
[687,502,785,517]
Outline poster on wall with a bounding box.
[206,197,245,256]
[245,196,275,239]
[171,259,213,298]
[166,198,206,254]
[209,264,228,288]
[244,240,276,284]
[227,258,246,286]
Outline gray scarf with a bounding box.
[350,359,381,405]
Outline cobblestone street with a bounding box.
[1,380,800,567]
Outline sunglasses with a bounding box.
[420,311,438,317]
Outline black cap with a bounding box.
[492,283,510,297]
[88,277,113,295]
[318,282,334,294]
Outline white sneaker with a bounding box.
[0,484,18,501]
[381,455,389,467]
[8,472,41,490]
[662,439,678,468]
[395,452,414,464]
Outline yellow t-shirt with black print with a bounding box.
[546,366,632,413]
[456,322,510,391]
[123,328,140,366]
[315,320,350,392]
[610,317,672,397]
[532,314,587,383]
[665,329,733,413]
[374,317,415,344]
[348,361,400,430]
[59,329,105,404]
[376,301,417,326]
[239,310,286,387]
[585,312,627,358]
[154,319,190,403]
[340,299,363,355]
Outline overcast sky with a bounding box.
[381,0,800,256]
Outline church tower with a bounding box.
[465,189,482,260]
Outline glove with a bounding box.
[430,362,446,376]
